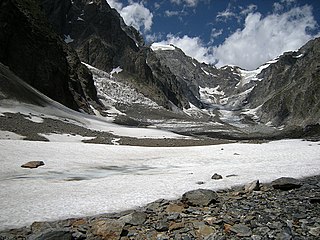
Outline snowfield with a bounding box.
[0,139,319,230]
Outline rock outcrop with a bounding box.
[0,0,101,113]
[247,38,320,129]
[41,0,188,109]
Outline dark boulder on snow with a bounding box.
[21,161,45,169]
[182,189,218,206]
[271,177,302,190]
[211,173,223,180]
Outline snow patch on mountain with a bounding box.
[151,43,175,51]
[199,86,225,106]
[64,35,74,44]
[110,66,123,77]
[83,63,159,109]
[237,57,279,87]
[241,104,263,121]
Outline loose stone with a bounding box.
[21,161,45,169]
[211,173,223,180]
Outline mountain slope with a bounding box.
[1,0,319,139]
[0,0,101,113]
[41,0,189,109]
[246,38,320,129]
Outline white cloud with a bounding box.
[209,28,223,43]
[170,0,199,7]
[240,4,257,15]
[165,10,180,17]
[146,32,163,43]
[216,9,236,21]
[213,5,318,70]
[155,34,215,64]
[106,0,153,32]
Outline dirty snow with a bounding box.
[84,63,159,109]
[0,139,319,230]
[110,66,123,77]
[39,133,95,142]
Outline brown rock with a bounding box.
[244,180,260,193]
[197,225,215,237]
[21,161,45,169]
[91,219,124,240]
[169,222,184,231]
[166,203,185,213]
[224,223,232,233]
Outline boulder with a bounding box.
[182,189,218,206]
[91,219,124,240]
[244,180,260,193]
[211,173,223,180]
[230,224,252,237]
[119,211,147,226]
[211,173,222,180]
[28,229,72,240]
[21,161,45,169]
[271,177,302,190]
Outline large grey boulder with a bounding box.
[271,177,302,190]
[182,189,219,206]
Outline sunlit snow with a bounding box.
[151,43,175,51]
[0,139,319,230]
[64,35,74,44]
[110,66,123,77]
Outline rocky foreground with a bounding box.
[0,175,319,240]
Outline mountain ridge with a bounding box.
[0,0,319,139]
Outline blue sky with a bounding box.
[107,0,320,70]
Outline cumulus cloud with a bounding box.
[213,4,318,70]
[106,0,153,32]
[155,34,215,64]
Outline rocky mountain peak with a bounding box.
[246,37,320,128]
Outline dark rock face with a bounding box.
[41,0,187,109]
[0,0,101,113]
[247,38,320,128]
[148,46,242,109]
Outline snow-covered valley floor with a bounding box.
[0,138,319,230]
